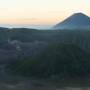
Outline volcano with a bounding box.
[53,13,90,30]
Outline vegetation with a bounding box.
[0,27,90,79]
[9,43,90,78]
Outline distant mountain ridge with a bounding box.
[53,13,90,30]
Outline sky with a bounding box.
[0,0,90,26]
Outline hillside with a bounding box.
[9,43,90,78]
[0,28,90,64]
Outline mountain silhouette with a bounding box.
[53,13,90,30]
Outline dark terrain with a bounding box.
[0,27,90,89]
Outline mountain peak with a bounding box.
[53,12,90,30]
[71,12,89,18]
[73,12,86,15]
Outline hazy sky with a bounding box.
[0,0,90,25]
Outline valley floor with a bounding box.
[0,74,90,90]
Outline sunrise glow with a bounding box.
[0,0,90,25]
